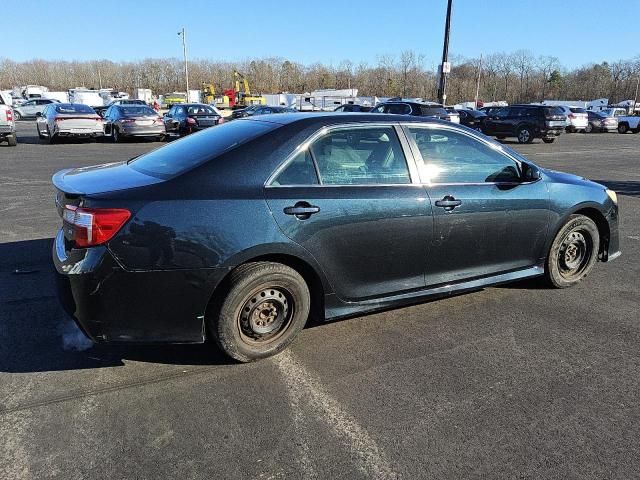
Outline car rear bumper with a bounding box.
[57,129,103,137]
[0,124,15,135]
[541,128,563,138]
[120,125,165,136]
[52,229,225,344]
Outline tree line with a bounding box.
[1,50,639,104]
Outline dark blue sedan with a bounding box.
[52,114,620,362]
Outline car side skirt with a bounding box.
[323,264,545,321]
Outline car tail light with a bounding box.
[6,109,13,122]
[186,117,196,125]
[63,205,131,247]
[568,113,576,119]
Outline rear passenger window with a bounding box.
[385,104,411,115]
[311,126,411,185]
[272,150,319,186]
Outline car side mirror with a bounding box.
[522,163,541,182]
[36,112,42,117]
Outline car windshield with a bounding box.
[187,105,216,115]
[54,104,95,114]
[419,106,448,116]
[121,106,157,116]
[543,107,563,116]
[129,119,279,179]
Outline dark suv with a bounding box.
[482,105,566,144]
[371,100,458,122]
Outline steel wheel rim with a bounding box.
[237,287,293,345]
[519,129,530,142]
[558,229,592,280]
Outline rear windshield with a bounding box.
[419,106,447,116]
[121,106,157,116]
[129,119,278,179]
[570,107,586,113]
[543,107,564,116]
[55,104,95,114]
[187,105,217,115]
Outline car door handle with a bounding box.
[435,196,462,210]
[283,202,320,219]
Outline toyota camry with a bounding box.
[53,113,620,362]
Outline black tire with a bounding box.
[210,262,311,362]
[496,135,506,140]
[542,138,555,144]
[13,111,22,121]
[517,126,533,144]
[48,132,57,145]
[112,127,120,143]
[585,123,593,133]
[7,133,17,146]
[618,123,629,134]
[545,214,599,289]
[633,128,640,134]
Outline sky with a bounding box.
[6,0,640,68]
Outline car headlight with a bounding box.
[606,189,618,205]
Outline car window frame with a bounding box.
[265,122,422,188]
[400,123,533,186]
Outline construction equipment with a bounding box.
[232,70,266,109]
[201,82,233,109]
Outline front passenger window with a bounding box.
[408,127,520,184]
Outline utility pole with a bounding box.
[437,0,453,105]
[474,54,483,108]
[633,76,639,115]
[177,27,189,98]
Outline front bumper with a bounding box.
[53,229,222,344]
[603,202,621,262]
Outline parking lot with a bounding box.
[1,121,639,479]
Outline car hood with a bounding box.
[52,161,163,195]
[541,168,604,189]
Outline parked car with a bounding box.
[164,103,223,136]
[482,104,566,143]
[12,98,59,120]
[52,113,620,362]
[556,106,588,133]
[334,104,372,112]
[36,103,103,143]
[231,105,296,119]
[444,107,461,124]
[0,92,17,146]
[95,99,147,116]
[456,109,487,131]
[586,111,618,133]
[102,105,165,142]
[371,100,459,122]
[597,107,627,118]
[616,114,640,134]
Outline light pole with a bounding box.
[177,27,189,98]
[437,0,453,105]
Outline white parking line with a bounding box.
[274,350,398,480]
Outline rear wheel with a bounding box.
[112,127,120,143]
[13,111,22,121]
[496,135,506,140]
[618,123,629,134]
[545,214,599,288]
[48,132,57,144]
[585,123,593,133]
[517,126,533,144]
[210,262,311,362]
[542,138,555,144]
[7,134,17,146]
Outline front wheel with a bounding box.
[542,138,556,144]
[545,214,599,288]
[517,126,533,144]
[13,111,22,121]
[210,262,311,362]
[618,123,629,134]
[7,133,17,146]
[112,127,120,143]
[585,123,593,133]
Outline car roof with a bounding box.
[378,100,444,107]
[237,112,454,127]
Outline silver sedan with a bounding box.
[102,105,165,142]
[36,103,104,143]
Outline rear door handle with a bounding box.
[435,196,462,210]
[283,202,320,219]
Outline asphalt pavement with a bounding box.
[1,122,639,479]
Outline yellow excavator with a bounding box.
[201,82,232,109]
[233,70,266,108]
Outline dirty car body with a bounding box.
[52,113,620,346]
